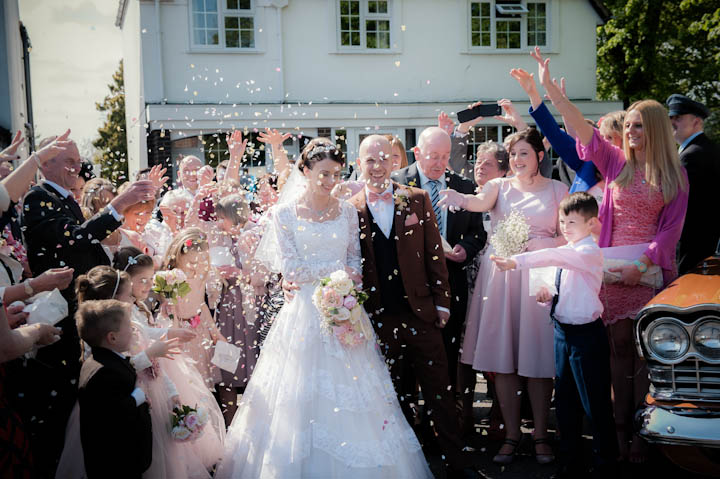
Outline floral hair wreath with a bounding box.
[182,237,207,251]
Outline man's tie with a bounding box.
[368,191,392,206]
[550,267,562,321]
[429,180,444,235]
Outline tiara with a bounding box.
[307,144,338,159]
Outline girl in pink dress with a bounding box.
[161,228,226,390]
[115,247,226,474]
[538,49,688,462]
[440,128,567,465]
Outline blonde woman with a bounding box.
[536,49,688,463]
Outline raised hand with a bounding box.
[146,335,182,360]
[437,112,455,136]
[530,46,552,88]
[0,130,24,161]
[257,128,291,146]
[111,180,157,214]
[167,327,196,343]
[147,164,169,190]
[457,101,485,134]
[34,129,72,165]
[509,68,543,109]
[494,99,528,130]
[490,254,517,272]
[198,165,215,187]
[227,130,249,162]
[437,188,467,212]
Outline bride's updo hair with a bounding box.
[297,137,345,172]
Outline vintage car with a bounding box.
[635,255,720,476]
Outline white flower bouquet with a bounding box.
[312,270,371,348]
[170,404,209,442]
[489,209,531,258]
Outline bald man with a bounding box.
[391,127,485,395]
[350,135,479,475]
[177,155,203,194]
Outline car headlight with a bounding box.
[646,320,690,360]
[694,319,720,359]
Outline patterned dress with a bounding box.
[601,168,666,324]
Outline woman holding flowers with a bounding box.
[217,138,433,478]
[439,127,568,465]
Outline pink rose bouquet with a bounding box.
[312,270,372,348]
[170,404,209,442]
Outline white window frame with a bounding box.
[331,0,402,54]
[188,0,264,53]
[466,0,551,54]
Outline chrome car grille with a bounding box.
[648,358,720,401]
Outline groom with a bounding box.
[349,135,476,475]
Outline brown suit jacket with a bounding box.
[349,182,451,323]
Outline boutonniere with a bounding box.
[393,190,410,211]
[408,179,418,188]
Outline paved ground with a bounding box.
[424,375,713,479]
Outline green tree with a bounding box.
[93,61,127,186]
[597,0,720,113]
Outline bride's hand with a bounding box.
[344,267,362,286]
[437,189,467,212]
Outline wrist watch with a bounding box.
[632,260,648,273]
[23,279,34,296]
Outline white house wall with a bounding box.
[122,0,619,176]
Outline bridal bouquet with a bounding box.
[313,270,371,347]
[152,269,191,303]
[489,209,531,257]
[170,404,209,442]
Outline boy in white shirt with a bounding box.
[492,192,617,478]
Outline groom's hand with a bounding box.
[435,310,450,329]
[445,244,467,263]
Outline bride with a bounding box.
[216,138,433,478]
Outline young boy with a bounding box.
[76,300,153,479]
[492,192,618,478]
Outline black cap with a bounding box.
[666,94,710,119]
[79,161,96,181]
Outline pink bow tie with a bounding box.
[368,191,393,205]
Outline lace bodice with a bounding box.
[257,200,362,283]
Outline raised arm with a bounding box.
[258,128,292,177]
[531,48,594,146]
[225,130,248,184]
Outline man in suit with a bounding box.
[350,135,479,477]
[77,300,153,479]
[12,137,155,476]
[666,94,720,274]
[391,127,486,391]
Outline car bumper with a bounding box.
[637,405,720,448]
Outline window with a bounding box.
[338,0,391,50]
[469,1,548,50]
[464,125,516,164]
[202,133,229,167]
[526,2,547,46]
[191,0,256,50]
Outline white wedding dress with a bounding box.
[216,200,432,479]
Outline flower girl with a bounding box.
[114,247,226,473]
[160,228,226,390]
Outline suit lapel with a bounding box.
[41,182,83,222]
[392,182,406,238]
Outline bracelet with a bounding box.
[632,259,648,273]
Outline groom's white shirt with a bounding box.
[364,183,394,239]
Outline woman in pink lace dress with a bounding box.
[540,49,689,462]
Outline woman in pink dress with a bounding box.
[440,128,568,465]
[537,49,688,462]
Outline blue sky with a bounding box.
[19,0,122,154]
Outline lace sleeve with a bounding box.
[343,201,362,275]
[257,203,345,283]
